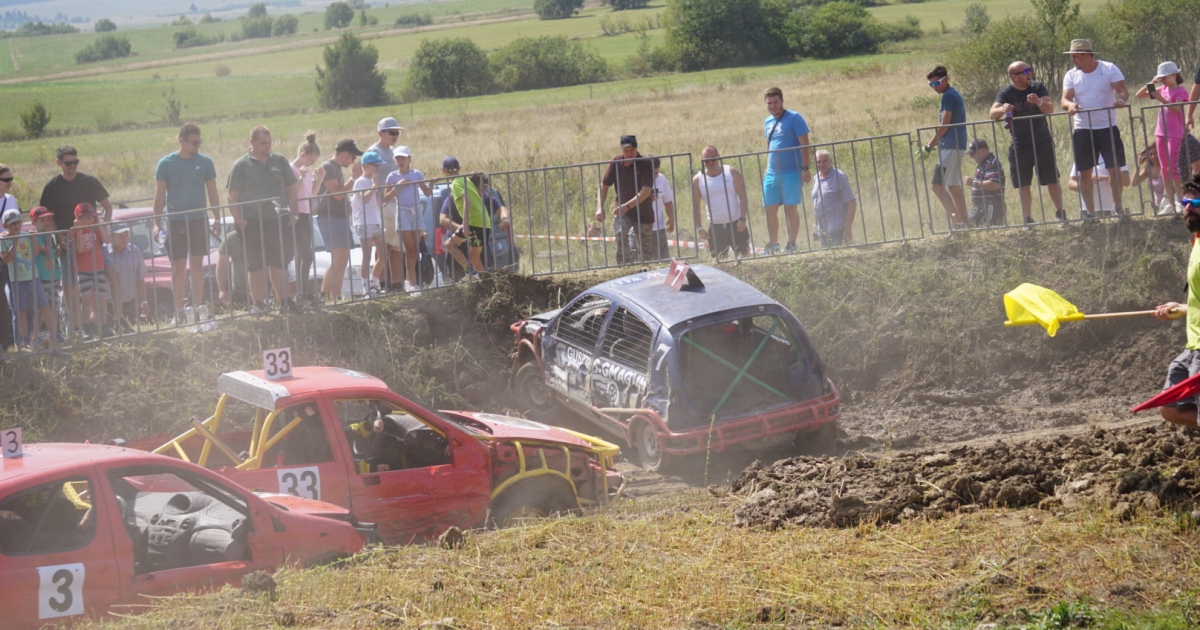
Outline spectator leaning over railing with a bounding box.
[352,150,387,294]
[71,203,111,341]
[30,207,63,347]
[383,145,431,294]
[649,157,675,260]
[990,61,1065,228]
[1129,142,1167,210]
[811,150,857,247]
[39,145,115,337]
[154,123,222,325]
[1061,39,1130,222]
[368,116,405,291]
[692,146,749,261]
[963,139,1007,228]
[106,222,147,334]
[316,138,362,302]
[290,132,321,307]
[226,125,302,315]
[919,65,969,230]
[216,227,250,309]
[0,208,47,349]
[596,135,654,264]
[1136,62,1189,215]
[760,86,811,255]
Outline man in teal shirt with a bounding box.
[761,86,811,255]
[1154,176,1200,428]
[154,123,221,323]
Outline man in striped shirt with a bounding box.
[811,150,857,248]
[963,139,1008,228]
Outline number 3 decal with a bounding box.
[276,466,321,501]
[38,563,84,619]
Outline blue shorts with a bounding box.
[397,206,421,232]
[9,278,48,312]
[317,215,353,251]
[762,170,802,206]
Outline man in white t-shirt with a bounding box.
[1068,155,1131,215]
[368,116,404,289]
[648,157,675,261]
[691,146,750,261]
[1061,39,1130,220]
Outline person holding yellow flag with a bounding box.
[1152,176,1200,428]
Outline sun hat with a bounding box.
[1155,61,1181,79]
[1,208,21,225]
[394,146,412,158]
[1063,39,1094,54]
[361,151,385,166]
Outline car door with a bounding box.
[590,306,656,410]
[338,396,490,544]
[543,293,612,407]
[0,470,123,628]
[225,398,353,509]
[102,465,269,600]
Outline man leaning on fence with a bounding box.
[963,140,1007,228]
[921,65,969,230]
[692,146,750,261]
[811,150,856,248]
[990,60,1065,228]
[1061,39,1129,222]
[596,135,655,264]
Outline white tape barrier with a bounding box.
[523,234,708,249]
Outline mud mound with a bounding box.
[730,424,1200,528]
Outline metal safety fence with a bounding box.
[2,103,1195,361]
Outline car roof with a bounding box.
[1,443,161,481]
[218,366,390,410]
[589,264,780,329]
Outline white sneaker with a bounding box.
[1158,201,1176,216]
[403,281,421,296]
[368,277,381,293]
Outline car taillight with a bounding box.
[720,324,739,334]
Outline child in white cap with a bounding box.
[1137,61,1190,213]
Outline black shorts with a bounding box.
[1164,349,1200,410]
[242,216,294,273]
[1009,138,1059,188]
[455,225,489,248]
[1071,126,1126,172]
[707,221,749,257]
[167,218,211,262]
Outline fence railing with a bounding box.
[1,103,1191,361]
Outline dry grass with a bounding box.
[78,492,1200,628]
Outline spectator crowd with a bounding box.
[1,36,1198,356]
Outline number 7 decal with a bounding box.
[38,563,84,619]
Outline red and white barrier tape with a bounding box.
[522,233,708,249]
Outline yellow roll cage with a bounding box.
[151,393,304,471]
[482,429,625,507]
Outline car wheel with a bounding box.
[514,362,558,421]
[795,420,839,454]
[487,478,576,529]
[635,420,678,473]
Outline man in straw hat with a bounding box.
[1060,38,1130,222]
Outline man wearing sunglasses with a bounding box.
[367,116,405,291]
[921,65,969,230]
[990,61,1065,229]
[1152,177,1200,428]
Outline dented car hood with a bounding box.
[443,411,601,448]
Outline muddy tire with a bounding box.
[514,361,558,421]
[635,420,679,474]
[795,420,839,454]
[487,478,576,528]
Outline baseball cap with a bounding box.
[966,139,989,155]
[377,117,404,132]
[1156,61,1181,79]
[1,208,21,225]
[29,207,52,221]
[442,156,461,172]
[111,222,131,234]
[394,146,412,158]
[620,135,638,148]
[74,202,99,218]
[335,138,363,157]
[361,150,385,166]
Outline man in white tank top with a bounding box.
[691,146,750,260]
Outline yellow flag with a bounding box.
[1003,283,1086,337]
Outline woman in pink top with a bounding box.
[1137,61,1189,213]
[291,132,321,305]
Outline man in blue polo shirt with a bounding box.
[921,65,969,229]
[761,86,811,255]
[154,123,221,324]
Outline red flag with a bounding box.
[1132,371,1200,413]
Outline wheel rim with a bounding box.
[524,373,552,409]
[640,423,662,465]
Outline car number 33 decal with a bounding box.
[276,466,321,501]
[38,563,84,619]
